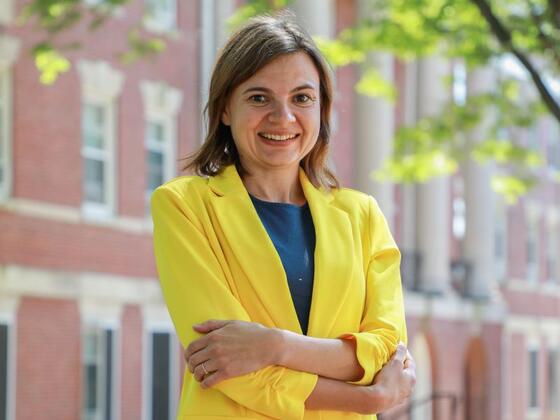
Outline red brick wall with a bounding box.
[333,0,357,188]
[120,305,143,420]
[16,297,81,420]
[0,211,156,277]
[8,0,200,216]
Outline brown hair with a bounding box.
[183,12,340,190]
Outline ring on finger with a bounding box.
[201,361,209,376]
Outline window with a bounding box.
[546,122,560,171]
[145,120,174,214]
[140,80,182,216]
[144,0,177,33]
[529,349,539,409]
[526,222,539,282]
[548,349,559,411]
[494,206,508,282]
[147,330,179,420]
[82,326,117,420]
[77,60,122,219]
[0,323,8,420]
[82,102,114,216]
[0,320,14,420]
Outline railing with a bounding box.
[378,392,462,420]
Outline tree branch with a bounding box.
[549,0,560,28]
[527,0,560,68]
[470,0,560,123]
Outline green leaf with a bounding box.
[355,68,396,101]
[314,37,365,67]
[32,44,71,85]
[491,175,535,204]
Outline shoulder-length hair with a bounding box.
[183,12,340,190]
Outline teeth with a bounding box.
[261,133,297,141]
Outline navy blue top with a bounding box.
[249,194,315,335]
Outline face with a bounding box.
[221,52,321,176]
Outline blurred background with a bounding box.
[0,0,559,419]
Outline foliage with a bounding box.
[16,0,166,84]
[18,0,560,201]
[230,0,560,202]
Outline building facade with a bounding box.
[0,0,559,419]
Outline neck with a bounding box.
[241,164,306,206]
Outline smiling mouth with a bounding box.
[259,133,300,142]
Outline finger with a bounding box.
[187,349,209,373]
[193,319,231,333]
[185,337,208,360]
[201,370,224,389]
[392,343,407,364]
[193,363,206,382]
[193,358,218,380]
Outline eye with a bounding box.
[248,94,268,105]
[293,93,315,105]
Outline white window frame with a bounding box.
[0,0,14,24]
[143,0,178,34]
[525,203,541,283]
[140,80,182,218]
[144,117,175,214]
[0,312,16,420]
[81,0,125,16]
[494,201,508,283]
[0,68,11,202]
[546,212,559,284]
[81,319,120,420]
[81,99,116,219]
[143,322,180,420]
[546,120,560,173]
[0,35,19,202]
[77,60,123,221]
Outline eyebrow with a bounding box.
[242,83,317,95]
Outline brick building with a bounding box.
[0,0,558,419]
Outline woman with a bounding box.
[151,12,415,419]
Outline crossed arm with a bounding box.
[185,319,416,413]
[152,186,414,417]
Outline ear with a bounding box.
[221,106,231,126]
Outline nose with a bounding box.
[268,101,296,124]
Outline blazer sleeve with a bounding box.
[151,186,318,420]
[338,196,408,386]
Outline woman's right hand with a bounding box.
[362,343,416,414]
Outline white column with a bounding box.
[290,0,336,38]
[416,56,451,294]
[352,1,395,227]
[463,66,497,299]
[400,61,418,288]
[401,61,418,251]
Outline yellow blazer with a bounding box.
[151,164,407,420]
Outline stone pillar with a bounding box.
[416,56,451,294]
[400,61,418,288]
[352,0,395,227]
[199,0,236,143]
[463,66,498,299]
[290,0,336,38]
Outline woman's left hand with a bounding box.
[185,319,280,388]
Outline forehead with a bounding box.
[236,52,321,93]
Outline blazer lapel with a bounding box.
[208,165,302,333]
[300,170,355,339]
[208,165,355,338]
